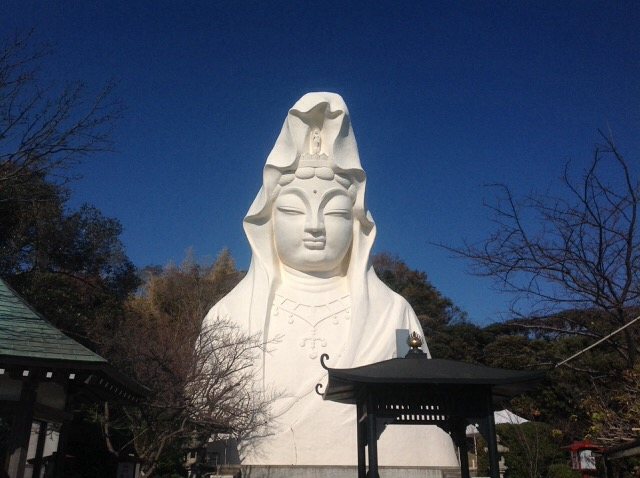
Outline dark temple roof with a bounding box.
[0,277,107,363]
[322,355,545,405]
[0,277,147,399]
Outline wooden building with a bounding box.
[319,335,545,478]
[0,278,146,478]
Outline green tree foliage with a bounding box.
[582,363,640,445]
[0,32,135,346]
[477,315,640,446]
[498,422,568,478]
[426,322,493,362]
[1,175,138,344]
[476,421,578,478]
[372,253,486,364]
[546,463,581,478]
[369,252,611,447]
[372,252,466,327]
[469,323,596,443]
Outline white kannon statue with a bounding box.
[204,92,458,467]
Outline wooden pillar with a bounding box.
[6,379,36,478]
[484,393,500,478]
[30,421,47,478]
[451,419,471,478]
[356,400,366,478]
[53,389,74,478]
[365,395,378,478]
[604,456,613,478]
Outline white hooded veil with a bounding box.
[211,92,426,372]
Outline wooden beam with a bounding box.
[606,445,640,460]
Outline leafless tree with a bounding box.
[450,131,640,367]
[96,252,274,478]
[102,317,271,478]
[0,31,120,192]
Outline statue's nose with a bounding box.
[304,212,325,235]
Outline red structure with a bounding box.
[565,441,605,478]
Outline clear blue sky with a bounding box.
[5,1,640,324]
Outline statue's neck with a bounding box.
[279,265,347,293]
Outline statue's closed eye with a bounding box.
[277,206,305,215]
[325,209,352,219]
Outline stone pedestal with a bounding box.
[243,465,462,478]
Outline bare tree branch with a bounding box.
[94,253,274,477]
[444,133,640,367]
[0,31,121,192]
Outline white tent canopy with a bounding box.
[466,409,528,436]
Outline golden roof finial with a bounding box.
[405,331,426,358]
[408,331,423,349]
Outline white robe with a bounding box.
[204,273,458,466]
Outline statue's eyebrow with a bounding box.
[277,187,310,210]
[320,188,351,209]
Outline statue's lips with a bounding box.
[303,238,326,250]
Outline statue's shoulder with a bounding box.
[368,272,413,310]
[387,290,419,325]
[204,275,254,325]
[367,272,421,329]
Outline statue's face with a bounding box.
[273,176,354,274]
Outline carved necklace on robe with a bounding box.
[271,292,351,360]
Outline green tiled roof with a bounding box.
[0,277,106,364]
